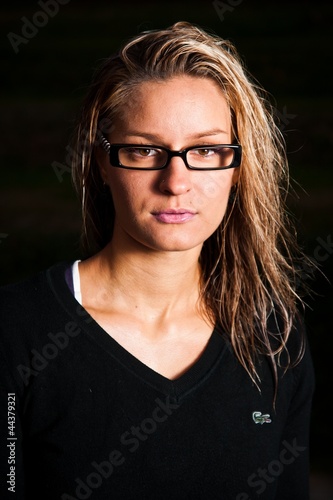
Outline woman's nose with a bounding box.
[158,157,193,195]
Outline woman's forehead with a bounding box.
[110,76,232,143]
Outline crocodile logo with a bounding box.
[252,411,272,425]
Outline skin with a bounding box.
[79,76,239,379]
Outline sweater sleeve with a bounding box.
[0,348,26,499]
[274,327,315,499]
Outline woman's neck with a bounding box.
[84,240,203,318]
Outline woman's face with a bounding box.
[98,75,239,255]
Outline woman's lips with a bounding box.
[152,209,196,223]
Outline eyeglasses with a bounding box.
[100,135,241,171]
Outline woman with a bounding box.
[0,22,314,499]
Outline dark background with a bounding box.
[1,0,332,494]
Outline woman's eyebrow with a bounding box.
[122,129,229,141]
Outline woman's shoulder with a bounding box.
[1,268,47,300]
[266,307,315,392]
[1,261,71,299]
[266,307,306,352]
[0,261,74,328]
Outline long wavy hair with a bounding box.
[71,22,307,395]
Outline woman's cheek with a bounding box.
[193,173,232,207]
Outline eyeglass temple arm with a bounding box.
[100,134,111,153]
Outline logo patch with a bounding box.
[252,411,272,425]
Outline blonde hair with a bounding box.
[71,22,306,397]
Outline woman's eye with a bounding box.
[196,148,215,156]
[130,148,157,157]
[138,148,153,157]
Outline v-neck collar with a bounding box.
[47,261,229,400]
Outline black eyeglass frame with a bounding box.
[99,135,242,171]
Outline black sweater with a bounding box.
[0,262,315,499]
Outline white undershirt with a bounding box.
[72,260,82,305]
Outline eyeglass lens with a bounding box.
[118,146,236,169]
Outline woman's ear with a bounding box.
[95,144,109,184]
